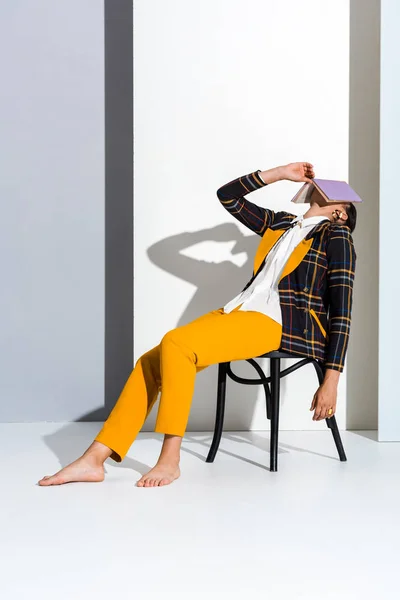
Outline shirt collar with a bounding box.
[291,215,330,227]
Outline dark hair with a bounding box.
[345,203,357,233]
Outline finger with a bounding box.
[318,406,328,421]
[327,407,336,419]
[303,172,315,183]
[310,394,317,411]
[313,406,321,421]
[313,403,325,421]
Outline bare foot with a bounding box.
[38,456,105,486]
[137,462,180,488]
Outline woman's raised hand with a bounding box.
[280,162,315,183]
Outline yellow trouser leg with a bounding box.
[95,308,282,462]
[95,344,163,462]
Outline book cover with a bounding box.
[291,178,363,204]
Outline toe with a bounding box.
[39,476,53,486]
[160,478,169,486]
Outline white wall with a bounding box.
[134,0,350,431]
[379,0,400,440]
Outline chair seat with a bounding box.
[258,350,310,360]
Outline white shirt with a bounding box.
[223,214,330,325]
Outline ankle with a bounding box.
[158,434,182,467]
[82,452,105,467]
[83,442,111,466]
[157,455,180,468]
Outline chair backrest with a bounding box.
[261,350,303,359]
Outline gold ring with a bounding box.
[328,408,333,416]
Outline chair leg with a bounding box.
[206,362,228,463]
[245,358,272,419]
[270,358,281,472]
[326,415,347,462]
[311,360,347,462]
[264,382,272,420]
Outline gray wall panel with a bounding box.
[0,2,105,420]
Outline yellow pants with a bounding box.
[95,307,282,462]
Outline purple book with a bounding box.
[291,178,363,204]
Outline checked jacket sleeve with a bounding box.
[216,170,276,236]
[325,226,357,372]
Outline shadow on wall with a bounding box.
[145,222,286,432]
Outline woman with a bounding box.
[39,161,356,488]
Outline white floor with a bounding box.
[1,424,399,600]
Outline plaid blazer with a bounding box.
[217,169,357,373]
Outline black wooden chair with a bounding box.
[206,350,347,472]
